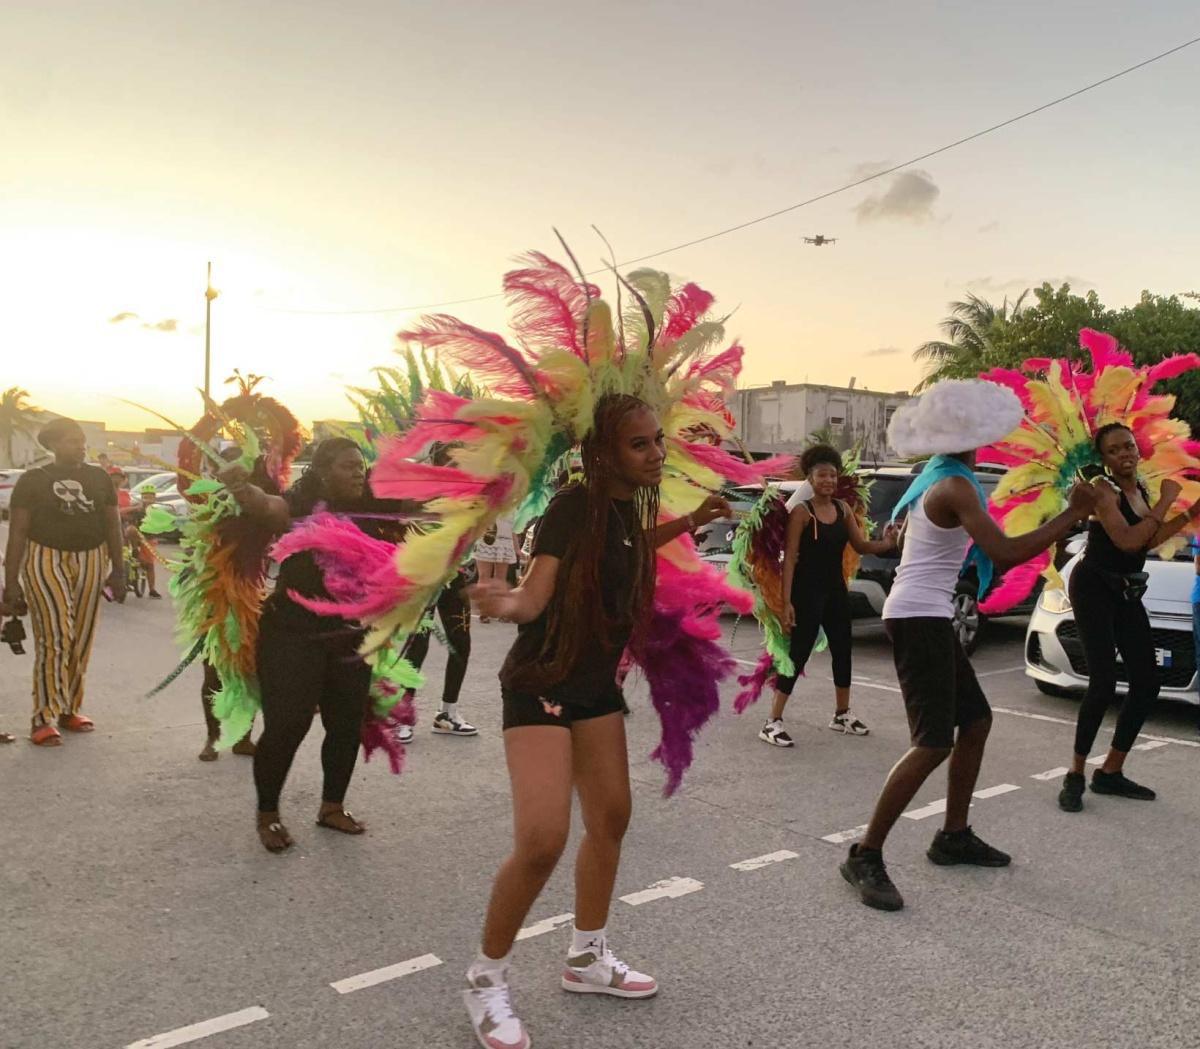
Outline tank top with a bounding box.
[882,492,970,620]
[793,500,849,592]
[1081,484,1148,575]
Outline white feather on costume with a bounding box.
[889,379,1024,458]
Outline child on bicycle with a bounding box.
[125,484,162,598]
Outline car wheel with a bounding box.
[952,586,983,655]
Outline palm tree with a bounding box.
[913,291,1028,390]
[0,387,41,467]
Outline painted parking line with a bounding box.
[330,953,442,995]
[1032,766,1070,781]
[976,665,1027,678]
[821,825,868,845]
[126,1007,269,1049]
[992,706,1200,747]
[730,850,798,872]
[973,783,1022,800]
[902,798,947,821]
[619,877,704,907]
[516,913,575,941]
[1132,739,1171,752]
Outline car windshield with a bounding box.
[866,475,913,527]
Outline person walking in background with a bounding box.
[1057,423,1200,811]
[473,514,516,622]
[2,418,125,746]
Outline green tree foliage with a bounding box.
[0,387,41,466]
[914,284,1200,433]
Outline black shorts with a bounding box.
[884,617,991,749]
[501,688,626,730]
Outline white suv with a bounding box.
[1024,540,1199,706]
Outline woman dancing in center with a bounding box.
[465,393,729,1049]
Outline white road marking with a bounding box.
[516,913,575,941]
[976,665,1027,678]
[902,798,948,821]
[991,706,1199,748]
[619,877,704,906]
[1086,753,1107,766]
[730,850,798,871]
[972,783,1021,800]
[851,677,902,694]
[733,657,761,668]
[1132,739,1171,751]
[330,953,442,995]
[126,1007,269,1049]
[1032,766,1070,781]
[821,825,868,844]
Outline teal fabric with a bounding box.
[892,455,994,598]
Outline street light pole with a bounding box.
[204,260,217,400]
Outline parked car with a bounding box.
[1024,541,1199,707]
[0,468,25,519]
[700,465,1045,654]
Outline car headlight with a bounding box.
[1038,587,1072,614]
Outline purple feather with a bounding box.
[733,651,777,714]
[361,693,416,775]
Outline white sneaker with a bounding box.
[562,942,658,999]
[830,710,869,735]
[759,719,794,747]
[433,711,478,736]
[463,968,530,1049]
[396,724,414,745]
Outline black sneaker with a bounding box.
[1058,771,1085,813]
[1090,769,1156,800]
[927,826,1011,867]
[840,844,904,911]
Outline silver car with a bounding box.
[1024,541,1199,706]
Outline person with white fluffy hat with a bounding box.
[840,379,1096,911]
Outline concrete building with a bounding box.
[731,381,911,462]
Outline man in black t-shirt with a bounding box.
[2,417,125,745]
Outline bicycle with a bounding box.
[124,546,147,598]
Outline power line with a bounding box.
[264,34,1200,317]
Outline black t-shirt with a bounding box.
[11,464,116,551]
[499,485,640,705]
[266,488,410,636]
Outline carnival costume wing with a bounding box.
[979,328,1200,613]
[166,377,304,746]
[272,250,790,793]
[729,447,871,711]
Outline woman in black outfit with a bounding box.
[759,444,897,748]
[222,437,400,852]
[1058,423,1200,812]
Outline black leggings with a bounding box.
[776,584,852,694]
[1069,562,1159,757]
[252,615,372,813]
[404,578,471,704]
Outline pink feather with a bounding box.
[733,651,776,714]
[662,283,716,343]
[1146,353,1200,384]
[979,549,1050,614]
[370,456,490,502]
[677,441,794,486]
[503,251,597,359]
[1079,328,1133,371]
[400,315,538,399]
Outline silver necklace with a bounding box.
[610,500,633,547]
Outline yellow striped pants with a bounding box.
[22,541,108,727]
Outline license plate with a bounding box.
[1155,647,1173,668]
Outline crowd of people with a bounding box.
[2,375,1198,1049]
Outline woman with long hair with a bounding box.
[221,437,397,852]
[759,444,897,748]
[3,418,125,745]
[1058,422,1200,812]
[461,393,730,1049]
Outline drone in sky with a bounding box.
[803,234,837,246]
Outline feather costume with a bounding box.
[979,328,1200,613]
[167,377,304,746]
[728,449,872,712]
[272,249,787,793]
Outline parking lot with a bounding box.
[2,585,1199,1049]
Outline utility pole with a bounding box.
[204,261,218,400]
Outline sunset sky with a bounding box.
[4,2,1199,431]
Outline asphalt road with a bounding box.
[2,563,1199,1049]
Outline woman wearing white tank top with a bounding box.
[839,382,1095,913]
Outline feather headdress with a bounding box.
[273,248,788,792]
[979,328,1200,612]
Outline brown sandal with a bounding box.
[256,813,293,853]
[316,809,366,835]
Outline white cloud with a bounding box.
[855,170,939,223]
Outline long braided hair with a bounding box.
[522,393,661,690]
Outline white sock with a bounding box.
[441,701,457,718]
[467,949,510,984]
[570,926,606,958]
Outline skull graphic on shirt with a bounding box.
[52,479,96,515]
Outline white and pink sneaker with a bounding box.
[462,967,530,1049]
[561,942,658,999]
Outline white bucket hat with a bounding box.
[888,379,1023,458]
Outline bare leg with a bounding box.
[943,717,990,833]
[571,712,632,931]
[769,689,790,721]
[834,685,850,716]
[1099,746,1129,774]
[862,745,951,850]
[480,726,573,959]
